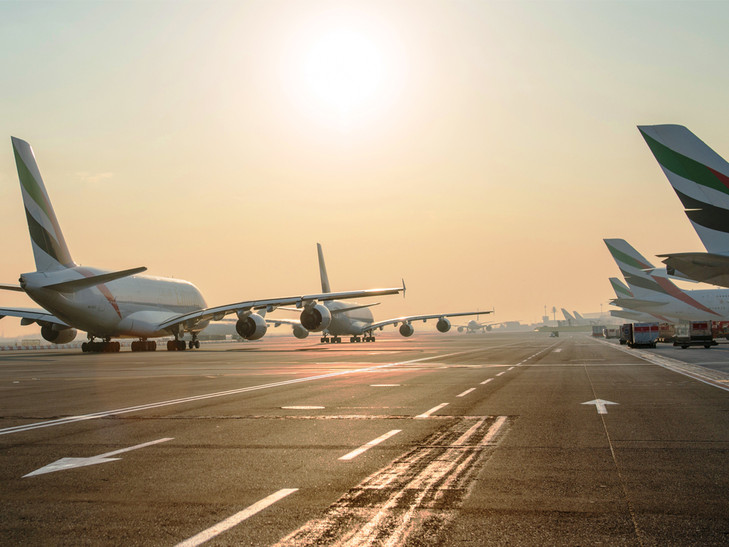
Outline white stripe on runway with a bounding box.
[480,378,493,385]
[456,388,475,398]
[176,488,298,547]
[415,403,449,419]
[339,430,401,461]
[495,371,505,377]
[480,415,508,445]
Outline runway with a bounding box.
[1,332,728,545]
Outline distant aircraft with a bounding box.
[456,319,495,333]
[0,138,403,352]
[269,243,491,343]
[639,124,729,287]
[561,309,577,324]
[604,238,729,321]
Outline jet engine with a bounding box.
[486,325,492,331]
[41,325,78,344]
[399,323,414,337]
[436,317,451,333]
[236,313,268,340]
[300,303,332,332]
[293,325,310,339]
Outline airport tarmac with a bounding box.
[1,331,728,545]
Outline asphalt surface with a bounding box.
[1,332,728,546]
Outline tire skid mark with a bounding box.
[274,415,512,546]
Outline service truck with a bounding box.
[673,321,716,349]
[627,322,659,348]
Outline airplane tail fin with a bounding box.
[638,124,729,254]
[11,137,75,272]
[609,277,633,299]
[603,238,664,299]
[316,243,331,293]
[561,308,575,322]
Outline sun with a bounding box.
[299,28,386,125]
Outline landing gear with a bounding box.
[321,336,342,344]
[166,339,187,351]
[363,335,376,342]
[131,340,157,352]
[82,337,120,353]
[188,334,200,350]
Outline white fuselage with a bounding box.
[323,300,375,336]
[619,286,729,322]
[21,266,207,338]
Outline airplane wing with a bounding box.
[156,286,404,332]
[266,317,301,328]
[364,310,492,333]
[0,307,70,328]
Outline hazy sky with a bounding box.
[2,0,729,337]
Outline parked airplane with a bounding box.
[639,124,729,287]
[604,238,729,321]
[561,309,577,324]
[456,319,495,333]
[607,277,673,322]
[0,138,403,352]
[269,243,491,343]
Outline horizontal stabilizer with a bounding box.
[43,267,147,293]
[610,298,668,310]
[0,283,24,292]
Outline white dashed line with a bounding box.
[370,384,401,387]
[176,488,298,547]
[480,378,493,385]
[456,388,475,398]
[339,430,402,461]
[495,371,505,377]
[415,403,449,419]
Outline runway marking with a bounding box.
[0,348,492,437]
[339,430,402,461]
[582,399,618,415]
[480,378,493,385]
[456,388,475,398]
[274,416,511,546]
[495,371,505,377]
[554,348,562,353]
[176,488,298,547]
[370,384,401,387]
[24,437,173,478]
[508,366,515,371]
[415,403,449,419]
[282,406,324,410]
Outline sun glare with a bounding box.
[294,26,388,128]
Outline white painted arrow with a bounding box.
[581,399,618,415]
[24,437,173,478]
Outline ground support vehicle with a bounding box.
[674,321,717,349]
[627,322,659,348]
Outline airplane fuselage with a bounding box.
[21,266,208,338]
[323,300,375,336]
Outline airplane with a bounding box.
[639,124,729,287]
[604,238,729,321]
[456,319,496,333]
[607,277,674,322]
[268,243,492,343]
[0,138,404,353]
[561,309,577,325]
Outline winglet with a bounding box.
[401,278,406,298]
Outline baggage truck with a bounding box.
[628,322,659,348]
[657,323,675,343]
[673,321,717,349]
[591,325,605,337]
[602,327,620,339]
